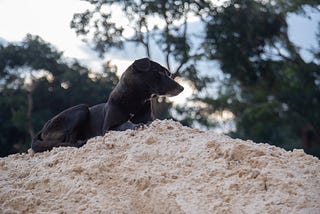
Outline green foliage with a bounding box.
[203,0,320,156]
[70,0,210,80]
[0,35,118,156]
[70,0,215,125]
[274,0,320,14]
[70,0,320,157]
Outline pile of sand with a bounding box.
[1,120,319,213]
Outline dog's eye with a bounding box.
[164,70,172,77]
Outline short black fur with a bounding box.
[32,58,184,152]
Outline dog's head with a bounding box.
[122,58,184,97]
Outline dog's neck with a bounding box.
[109,81,152,113]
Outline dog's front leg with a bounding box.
[102,103,130,134]
[130,100,154,124]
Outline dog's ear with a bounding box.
[133,58,151,72]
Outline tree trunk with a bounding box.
[27,79,36,139]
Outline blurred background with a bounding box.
[0,0,319,157]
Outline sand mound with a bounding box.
[1,120,319,213]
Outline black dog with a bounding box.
[31,58,184,152]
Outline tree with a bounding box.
[202,0,320,156]
[71,0,210,70]
[0,35,118,156]
[70,0,320,157]
[70,0,214,119]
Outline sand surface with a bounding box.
[1,120,320,214]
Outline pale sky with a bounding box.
[0,0,90,57]
[1,0,319,66]
[0,0,135,73]
[0,0,319,105]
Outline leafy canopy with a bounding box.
[0,35,118,156]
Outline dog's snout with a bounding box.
[166,82,184,97]
[178,85,184,92]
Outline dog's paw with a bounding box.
[134,122,152,130]
[133,123,146,130]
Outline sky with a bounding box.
[0,0,108,69]
[0,0,319,66]
[0,0,319,104]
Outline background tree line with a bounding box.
[1,0,319,157]
[0,35,118,156]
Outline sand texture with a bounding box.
[1,120,320,214]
